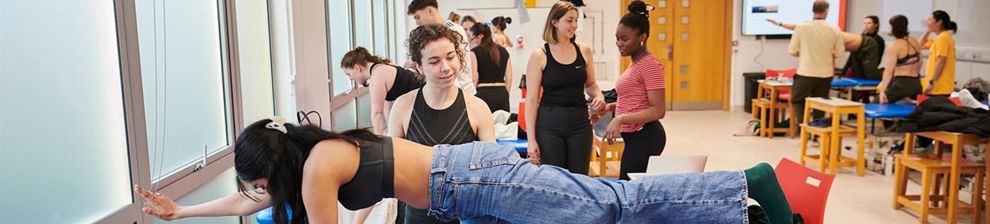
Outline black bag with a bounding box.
[602,89,618,103]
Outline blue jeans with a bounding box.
[426,142,750,224]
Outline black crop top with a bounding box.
[540,42,588,108]
[895,39,921,67]
[337,137,395,210]
[472,46,511,84]
[372,63,424,101]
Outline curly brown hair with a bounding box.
[406,23,465,69]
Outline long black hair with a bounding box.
[932,10,958,33]
[470,23,502,63]
[491,16,512,31]
[620,1,651,38]
[235,118,380,224]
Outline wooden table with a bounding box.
[804,97,866,176]
[902,132,990,224]
[756,80,795,138]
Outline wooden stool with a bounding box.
[752,98,796,138]
[755,80,797,139]
[592,137,624,178]
[893,154,984,223]
[799,97,866,176]
[799,124,858,174]
[901,131,990,223]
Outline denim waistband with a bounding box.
[426,144,454,220]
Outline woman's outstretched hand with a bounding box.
[134,185,182,221]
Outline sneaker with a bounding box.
[808,118,832,127]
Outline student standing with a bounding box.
[525,1,606,174]
[594,1,667,180]
[468,23,513,113]
[787,0,844,124]
[920,10,958,96]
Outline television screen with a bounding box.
[741,0,845,36]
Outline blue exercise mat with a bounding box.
[864,103,915,119]
[496,139,528,154]
[256,206,292,224]
[831,77,881,88]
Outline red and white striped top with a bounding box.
[615,53,665,133]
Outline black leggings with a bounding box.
[885,76,922,102]
[535,105,593,174]
[475,86,510,113]
[619,121,667,180]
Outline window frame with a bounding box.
[94,0,274,223]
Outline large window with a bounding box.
[136,0,230,180]
[0,1,133,223]
[371,0,395,57]
[329,0,399,131]
[353,0,374,49]
[329,0,354,96]
[2,0,279,222]
[237,0,276,124]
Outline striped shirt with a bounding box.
[615,53,665,133]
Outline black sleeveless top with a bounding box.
[472,46,511,84]
[337,137,395,210]
[405,88,478,146]
[540,42,588,108]
[372,63,424,101]
[895,39,922,66]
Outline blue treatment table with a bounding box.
[831,77,881,87]
[863,103,916,134]
[864,103,916,119]
[496,139,528,154]
[831,78,881,101]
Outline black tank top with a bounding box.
[372,63,424,101]
[472,46,510,84]
[540,42,588,107]
[405,88,478,146]
[337,137,395,210]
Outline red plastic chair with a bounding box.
[765,68,797,101]
[775,158,835,224]
[518,88,544,132]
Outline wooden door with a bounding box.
[618,0,731,110]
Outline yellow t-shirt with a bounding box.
[923,32,956,95]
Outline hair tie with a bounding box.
[265,116,288,134]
